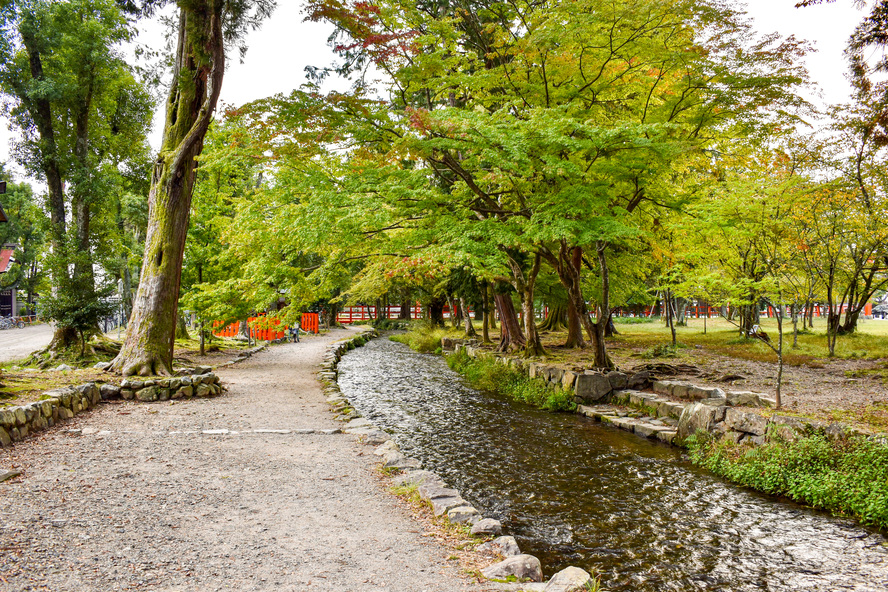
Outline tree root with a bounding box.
[108,353,171,377]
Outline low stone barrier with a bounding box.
[0,383,101,447]
[0,370,223,448]
[119,371,222,402]
[328,330,595,589]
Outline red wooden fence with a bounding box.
[212,313,321,340]
[212,316,286,340]
[301,313,319,334]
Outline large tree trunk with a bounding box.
[564,297,585,348]
[506,252,544,357]
[481,285,491,343]
[399,295,412,320]
[176,314,190,340]
[542,243,611,367]
[494,292,525,353]
[589,242,614,368]
[674,297,688,326]
[428,296,446,327]
[537,303,566,332]
[111,4,225,376]
[324,301,340,328]
[460,296,477,338]
[19,20,72,350]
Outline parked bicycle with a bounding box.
[0,316,26,330]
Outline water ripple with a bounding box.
[337,337,888,591]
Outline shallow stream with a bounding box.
[337,337,888,591]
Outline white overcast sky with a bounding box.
[0,0,869,181]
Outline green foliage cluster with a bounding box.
[613,317,657,325]
[446,349,576,413]
[38,277,116,339]
[371,318,407,331]
[687,431,888,529]
[640,343,682,359]
[389,323,456,353]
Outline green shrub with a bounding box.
[687,431,888,529]
[373,318,405,330]
[613,316,657,324]
[390,322,454,353]
[447,350,576,413]
[640,343,684,359]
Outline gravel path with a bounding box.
[0,328,493,591]
[0,323,52,363]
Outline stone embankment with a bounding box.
[0,345,273,449]
[444,338,865,449]
[322,330,597,592]
[0,362,246,448]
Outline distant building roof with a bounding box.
[0,249,14,273]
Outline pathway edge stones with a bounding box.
[324,328,596,589]
[0,372,223,448]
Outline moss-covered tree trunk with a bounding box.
[537,303,566,332]
[176,314,190,340]
[111,3,225,376]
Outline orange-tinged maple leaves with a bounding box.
[307,0,419,65]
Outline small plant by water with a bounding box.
[446,349,576,413]
[390,322,460,353]
[686,429,888,530]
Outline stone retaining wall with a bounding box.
[0,370,222,448]
[0,383,101,447]
[119,372,222,402]
[446,337,864,450]
[324,330,596,591]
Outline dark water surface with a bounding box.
[337,337,888,591]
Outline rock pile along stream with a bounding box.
[337,336,888,592]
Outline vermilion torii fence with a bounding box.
[212,316,285,341]
[301,313,319,334]
[212,313,321,340]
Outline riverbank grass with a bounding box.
[390,323,464,353]
[687,430,888,530]
[446,349,576,412]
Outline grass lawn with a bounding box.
[609,316,888,365]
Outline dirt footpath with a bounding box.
[0,328,491,592]
[0,323,53,363]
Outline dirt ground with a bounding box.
[0,327,497,592]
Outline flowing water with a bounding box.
[337,337,888,591]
